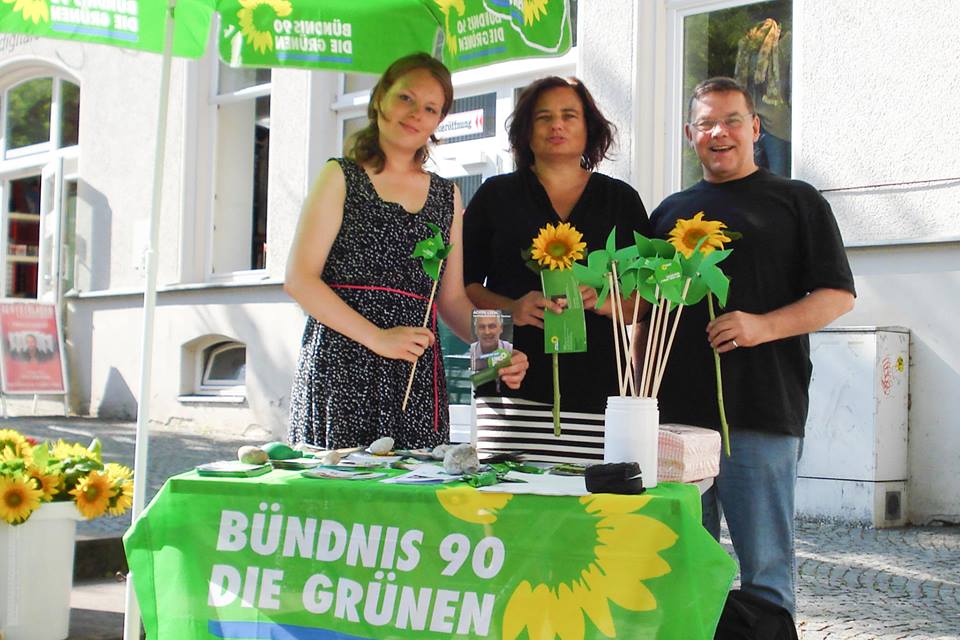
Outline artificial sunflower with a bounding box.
[531,222,587,271]
[104,463,134,516]
[51,439,96,461]
[0,428,29,455]
[70,471,112,519]
[0,474,43,524]
[667,211,731,257]
[3,0,49,24]
[237,0,292,55]
[28,466,61,501]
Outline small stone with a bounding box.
[431,444,453,460]
[237,446,268,465]
[443,444,480,475]
[369,437,395,455]
[320,451,343,466]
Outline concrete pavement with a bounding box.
[6,416,959,640]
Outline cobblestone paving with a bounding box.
[8,417,960,638]
[794,520,960,640]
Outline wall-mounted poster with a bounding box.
[0,302,66,394]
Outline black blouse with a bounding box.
[463,168,651,413]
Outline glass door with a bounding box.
[4,174,42,298]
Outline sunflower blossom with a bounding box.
[237,0,292,55]
[0,428,32,461]
[667,211,731,257]
[0,474,43,524]
[28,466,61,501]
[70,471,112,519]
[531,222,586,271]
[52,439,97,461]
[104,463,134,515]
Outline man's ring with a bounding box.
[731,339,739,348]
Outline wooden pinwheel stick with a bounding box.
[401,259,444,412]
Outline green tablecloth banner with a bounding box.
[124,471,736,639]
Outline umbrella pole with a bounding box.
[123,4,176,639]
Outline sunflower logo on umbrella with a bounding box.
[237,0,293,54]
[2,0,49,24]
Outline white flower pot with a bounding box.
[0,501,82,640]
[603,396,659,489]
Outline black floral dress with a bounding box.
[288,158,453,450]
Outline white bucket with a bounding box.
[0,501,82,640]
[603,396,659,488]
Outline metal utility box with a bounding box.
[797,327,909,527]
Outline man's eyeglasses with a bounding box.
[690,113,754,133]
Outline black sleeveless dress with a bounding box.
[288,158,453,449]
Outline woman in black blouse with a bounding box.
[463,76,651,463]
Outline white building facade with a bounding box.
[1,0,957,523]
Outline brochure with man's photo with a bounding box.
[470,310,513,387]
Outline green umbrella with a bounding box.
[0,3,570,637]
[1,0,571,73]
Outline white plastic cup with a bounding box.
[603,396,659,488]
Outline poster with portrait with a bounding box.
[0,302,66,394]
[469,310,513,387]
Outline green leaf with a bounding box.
[701,266,731,307]
[31,444,49,469]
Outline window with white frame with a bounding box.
[0,72,79,299]
[210,65,271,277]
[676,0,792,188]
[198,340,246,396]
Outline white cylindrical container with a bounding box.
[0,501,82,640]
[603,396,659,488]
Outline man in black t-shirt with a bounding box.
[650,77,855,618]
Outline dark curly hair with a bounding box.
[508,76,615,172]
[347,52,454,173]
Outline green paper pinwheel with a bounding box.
[402,223,453,412]
[410,222,453,281]
[572,224,736,458]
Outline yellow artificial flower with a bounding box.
[70,471,112,519]
[531,222,587,271]
[668,211,731,258]
[237,0,292,55]
[0,474,43,524]
[27,466,61,501]
[2,0,49,24]
[501,494,678,638]
[0,428,30,458]
[104,463,134,515]
[51,439,95,460]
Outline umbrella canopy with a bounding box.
[1,0,571,73]
[1,1,570,638]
